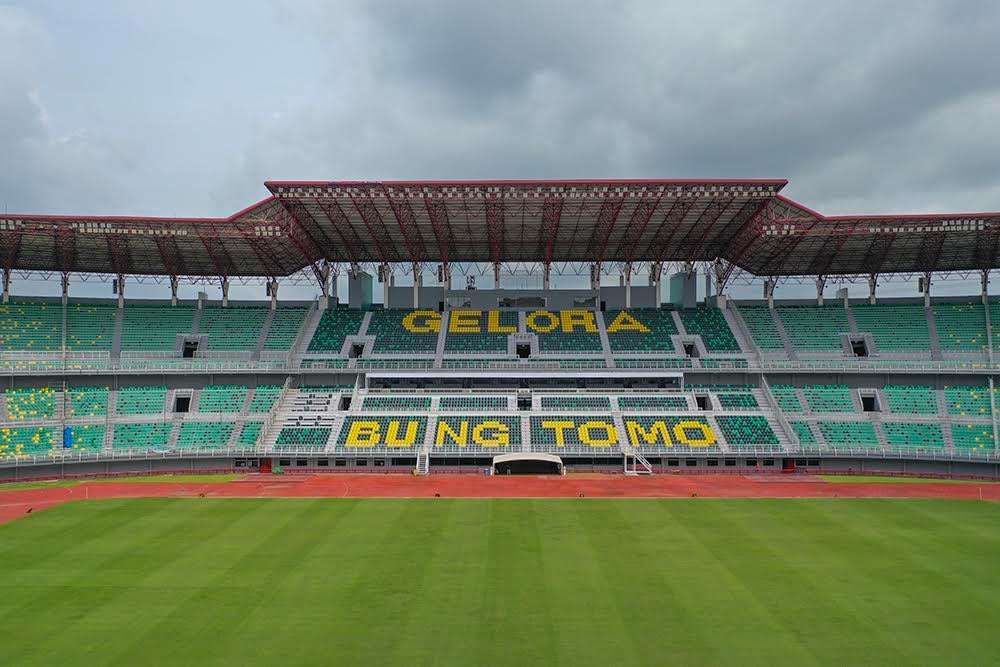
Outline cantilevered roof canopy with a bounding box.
[1,178,998,278]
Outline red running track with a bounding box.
[2,474,999,525]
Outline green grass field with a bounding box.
[0,474,242,491]
[2,498,999,666]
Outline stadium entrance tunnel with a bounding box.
[492,453,564,476]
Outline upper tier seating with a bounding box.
[120,305,195,351]
[0,300,62,351]
[0,426,58,458]
[951,423,994,449]
[604,309,676,352]
[176,421,234,449]
[716,415,779,446]
[679,307,740,352]
[778,305,849,351]
[883,385,938,415]
[112,423,172,450]
[67,386,109,417]
[247,385,282,413]
[361,396,432,411]
[66,302,116,351]
[933,302,987,352]
[802,385,856,412]
[818,421,879,446]
[306,308,366,352]
[444,310,518,353]
[617,396,689,411]
[530,310,602,353]
[116,386,168,415]
[539,396,612,411]
[438,396,509,411]
[200,306,267,350]
[198,385,248,413]
[736,306,784,351]
[263,307,308,350]
[944,385,993,417]
[852,303,929,351]
[770,384,804,412]
[369,310,438,353]
[883,422,944,449]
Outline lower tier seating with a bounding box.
[116,387,168,415]
[530,415,619,449]
[790,421,817,444]
[434,416,521,450]
[275,427,332,449]
[0,427,58,458]
[337,416,426,449]
[883,422,945,449]
[66,425,105,452]
[539,396,612,411]
[198,385,248,413]
[951,423,994,449]
[237,422,263,448]
[361,396,432,411]
[5,387,57,420]
[818,421,879,446]
[247,385,282,413]
[622,415,718,450]
[67,386,109,417]
[883,385,938,415]
[438,396,509,411]
[112,423,172,450]
[617,396,689,411]
[802,385,855,412]
[715,415,778,446]
[176,422,234,449]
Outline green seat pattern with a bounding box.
[67,386,109,417]
[445,310,517,352]
[263,307,308,350]
[614,358,693,369]
[818,421,879,446]
[680,307,740,351]
[883,385,937,415]
[200,306,267,351]
[66,302,116,351]
[778,305,849,351]
[853,304,929,351]
[120,305,195,351]
[933,302,986,352]
[306,308,366,352]
[198,385,248,413]
[770,384,804,412]
[66,425,105,452]
[0,427,58,458]
[362,396,432,411]
[176,422,234,450]
[434,416,521,449]
[623,415,717,451]
[790,421,816,444]
[247,386,281,413]
[116,386,168,415]
[275,427,331,449]
[737,306,784,351]
[617,396,689,411]
[944,385,993,417]
[802,385,855,412]
[539,396,612,411]
[112,423,172,450]
[5,387,57,421]
[716,415,779,445]
[237,422,263,448]
[369,310,438,353]
[605,309,677,352]
[0,300,62,351]
[529,415,619,449]
[951,423,994,449]
[883,422,944,449]
[532,311,602,353]
[336,416,427,449]
[716,393,759,410]
[438,396,509,411]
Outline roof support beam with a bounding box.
[0,229,23,272]
[1,267,10,303]
[351,187,401,264]
[810,221,864,277]
[588,193,625,267]
[915,232,948,274]
[423,190,454,266]
[312,201,366,264]
[485,195,505,267]
[649,198,697,264]
[54,226,76,273]
[105,234,133,276]
[193,226,235,278]
[540,198,566,266]
[620,190,665,265]
[153,235,187,277]
[860,233,898,276]
[381,185,428,265]
[679,196,735,261]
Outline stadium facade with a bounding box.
[2,179,1000,480]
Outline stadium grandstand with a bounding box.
[1,177,1000,479]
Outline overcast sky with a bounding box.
[2,1,999,299]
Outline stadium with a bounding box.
[3,178,1000,664]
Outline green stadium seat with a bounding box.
[737,305,784,351]
[529,415,619,450]
[5,387,57,421]
[0,300,63,351]
[116,386,168,415]
[802,385,855,412]
[539,396,612,411]
[66,302,116,351]
[715,393,759,410]
[361,396,432,411]
[617,396,689,411]
[715,415,778,446]
[200,306,267,351]
[438,396,509,411]
[770,384,804,412]
[680,307,740,352]
[944,385,994,417]
[119,304,195,351]
[66,425,105,453]
[247,385,282,413]
[778,305,849,351]
[306,308,366,352]
[445,310,517,352]
[951,423,994,449]
[176,421,234,449]
[198,385,249,413]
[0,426,58,458]
[67,386,109,417]
[237,422,263,448]
[883,422,944,449]
[337,416,427,449]
[433,416,521,450]
[933,302,986,352]
[790,421,816,444]
[368,310,438,353]
[605,309,676,352]
[112,423,172,451]
[883,385,938,415]
[529,310,602,353]
[852,303,929,351]
[818,421,879,446]
[275,427,332,449]
[622,415,718,450]
[263,306,309,350]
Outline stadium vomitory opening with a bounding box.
[1,178,1000,479]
